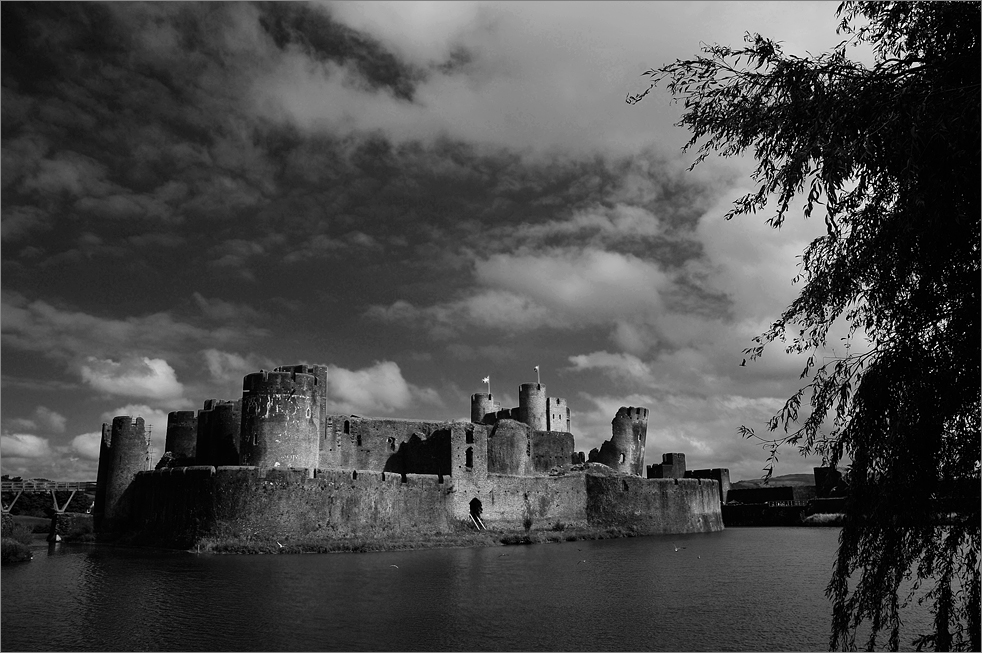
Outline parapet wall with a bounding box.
[585,476,723,534]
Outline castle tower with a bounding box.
[518,383,547,431]
[274,364,328,439]
[93,422,112,524]
[546,396,570,432]
[102,416,148,527]
[239,368,319,475]
[470,393,498,424]
[597,406,649,476]
[165,410,197,460]
[196,399,242,467]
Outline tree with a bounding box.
[628,2,979,650]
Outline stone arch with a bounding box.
[469,497,483,519]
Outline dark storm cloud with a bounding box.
[1,1,850,481]
[257,2,428,101]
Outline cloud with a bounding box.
[5,406,68,434]
[80,357,185,401]
[1,293,264,370]
[567,351,654,384]
[0,434,53,459]
[192,293,264,323]
[327,360,441,415]
[71,432,103,461]
[477,248,668,320]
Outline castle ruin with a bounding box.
[95,364,724,543]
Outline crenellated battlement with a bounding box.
[103,361,725,544]
[613,406,649,422]
[243,369,318,395]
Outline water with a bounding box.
[1,528,931,651]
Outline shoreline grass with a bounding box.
[190,524,644,555]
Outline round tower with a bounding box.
[608,406,649,476]
[103,416,148,527]
[196,399,242,467]
[165,410,197,460]
[518,383,547,431]
[470,393,498,424]
[239,369,319,474]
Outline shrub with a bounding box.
[1,538,32,564]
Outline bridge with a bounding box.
[1,480,98,515]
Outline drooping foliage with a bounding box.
[629,2,980,650]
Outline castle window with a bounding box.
[466,431,474,444]
[343,420,350,435]
[388,437,396,451]
[357,433,362,447]
[619,453,626,464]
[465,447,473,469]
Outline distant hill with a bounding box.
[730,473,815,489]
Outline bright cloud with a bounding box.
[81,356,185,401]
[0,433,53,459]
[476,248,668,318]
[567,351,654,384]
[327,361,441,415]
[71,432,103,461]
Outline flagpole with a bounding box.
[534,366,540,384]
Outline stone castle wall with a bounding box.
[130,466,456,545]
[531,431,575,472]
[130,464,722,544]
[585,476,723,534]
[320,416,450,473]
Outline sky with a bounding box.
[1,1,859,483]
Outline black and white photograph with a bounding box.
[2,2,978,651]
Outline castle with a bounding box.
[94,364,724,544]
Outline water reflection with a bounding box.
[1,529,932,651]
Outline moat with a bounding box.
[1,527,933,652]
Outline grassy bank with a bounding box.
[1,521,35,564]
[192,524,644,555]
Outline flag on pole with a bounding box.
[534,365,540,383]
[482,376,490,395]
